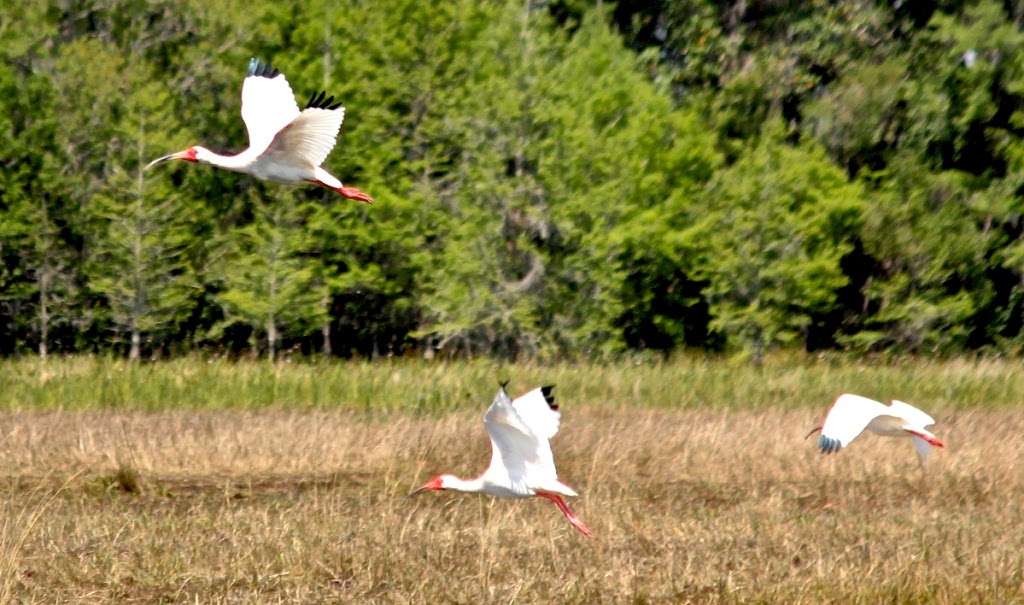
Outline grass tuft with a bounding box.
[108,464,144,494]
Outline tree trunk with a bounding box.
[267,317,277,362]
[130,328,141,360]
[751,329,764,367]
[130,114,145,364]
[320,29,334,359]
[38,270,49,359]
[321,321,332,356]
[321,292,332,356]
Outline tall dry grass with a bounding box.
[0,476,72,603]
[0,404,1021,602]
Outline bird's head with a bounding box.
[145,145,209,169]
[408,474,454,496]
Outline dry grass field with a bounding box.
[1,398,1023,603]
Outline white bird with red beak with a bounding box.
[146,58,372,204]
[410,383,592,537]
[806,393,945,464]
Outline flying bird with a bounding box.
[806,393,945,464]
[409,383,592,537]
[146,58,372,204]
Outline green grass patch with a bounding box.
[0,353,1020,412]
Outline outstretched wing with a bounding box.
[240,58,300,156]
[888,400,936,429]
[483,385,561,490]
[264,96,345,168]
[510,385,561,439]
[818,393,894,454]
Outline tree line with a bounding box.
[2,0,1024,360]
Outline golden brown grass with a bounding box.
[0,405,1022,603]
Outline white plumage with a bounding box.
[410,383,592,537]
[239,65,300,157]
[146,58,372,204]
[809,393,945,464]
[482,385,572,498]
[265,107,346,171]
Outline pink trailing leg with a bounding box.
[308,179,374,204]
[537,491,593,537]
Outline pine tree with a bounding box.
[0,20,82,356]
[212,194,325,361]
[70,37,200,359]
[5,196,79,358]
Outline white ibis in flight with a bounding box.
[410,383,592,537]
[146,58,372,203]
[806,393,945,464]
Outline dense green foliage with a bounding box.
[2,0,1024,359]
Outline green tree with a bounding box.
[282,0,484,356]
[0,11,81,356]
[86,166,198,359]
[49,34,201,360]
[417,5,717,356]
[852,157,992,353]
[213,195,325,361]
[2,194,79,358]
[696,121,864,360]
[541,13,721,354]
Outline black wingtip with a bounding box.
[540,385,557,410]
[248,57,280,79]
[305,89,343,110]
[818,435,842,454]
[498,378,510,390]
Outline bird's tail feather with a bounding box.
[313,167,342,188]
